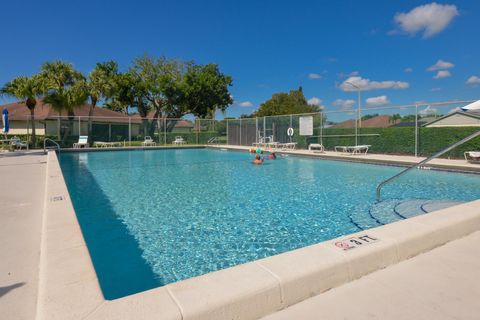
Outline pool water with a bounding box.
[59,148,480,299]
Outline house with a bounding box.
[423,111,480,127]
[0,101,197,140]
[331,115,399,128]
[0,100,133,138]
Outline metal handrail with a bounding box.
[376,129,480,202]
[44,138,60,154]
[207,137,218,144]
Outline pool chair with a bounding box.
[280,142,297,150]
[172,136,186,145]
[464,151,480,164]
[10,136,28,150]
[142,136,157,147]
[73,136,89,148]
[335,145,371,155]
[308,143,324,153]
[94,141,120,148]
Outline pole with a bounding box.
[320,112,323,145]
[78,117,81,136]
[358,89,361,128]
[196,119,199,145]
[345,81,360,146]
[239,118,242,145]
[226,119,229,145]
[128,117,131,146]
[415,104,418,157]
[164,118,167,145]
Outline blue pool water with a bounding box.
[59,148,480,299]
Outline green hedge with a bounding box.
[304,127,480,158]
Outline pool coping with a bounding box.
[37,150,480,320]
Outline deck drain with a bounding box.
[50,195,64,202]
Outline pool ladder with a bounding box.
[44,138,60,154]
[207,137,219,145]
[376,129,480,202]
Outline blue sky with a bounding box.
[1,0,479,118]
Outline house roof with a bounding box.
[0,100,195,127]
[422,111,480,127]
[0,100,130,122]
[331,115,398,128]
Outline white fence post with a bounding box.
[128,117,131,146]
[415,104,418,157]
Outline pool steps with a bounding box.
[350,199,465,230]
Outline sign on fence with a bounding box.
[299,116,313,136]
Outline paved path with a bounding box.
[0,152,47,320]
[262,231,480,320]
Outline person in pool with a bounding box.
[252,154,264,165]
[268,152,277,160]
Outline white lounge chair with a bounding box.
[142,136,157,147]
[308,143,325,152]
[464,151,480,164]
[94,141,121,148]
[10,136,28,150]
[280,142,297,150]
[335,145,371,155]
[172,136,185,145]
[73,136,89,148]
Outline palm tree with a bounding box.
[41,61,87,145]
[0,74,45,147]
[86,61,118,143]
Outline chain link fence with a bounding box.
[5,99,479,158]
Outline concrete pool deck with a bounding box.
[0,151,47,320]
[1,148,479,319]
[262,230,480,320]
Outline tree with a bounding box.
[86,61,118,142]
[0,74,45,146]
[361,113,379,121]
[181,63,233,119]
[109,55,233,136]
[104,72,136,114]
[389,113,401,124]
[253,87,319,117]
[41,61,87,144]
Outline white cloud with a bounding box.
[238,101,253,107]
[419,105,438,116]
[404,67,413,73]
[308,73,322,80]
[393,3,459,38]
[433,70,451,79]
[332,99,356,110]
[339,76,409,92]
[449,107,461,113]
[466,75,480,86]
[430,87,441,92]
[366,95,390,107]
[427,59,454,71]
[307,97,322,106]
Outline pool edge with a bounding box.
[38,150,480,320]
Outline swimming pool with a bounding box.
[59,148,480,299]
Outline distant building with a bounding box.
[331,115,399,128]
[423,111,480,127]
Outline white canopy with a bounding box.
[461,100,480,111]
